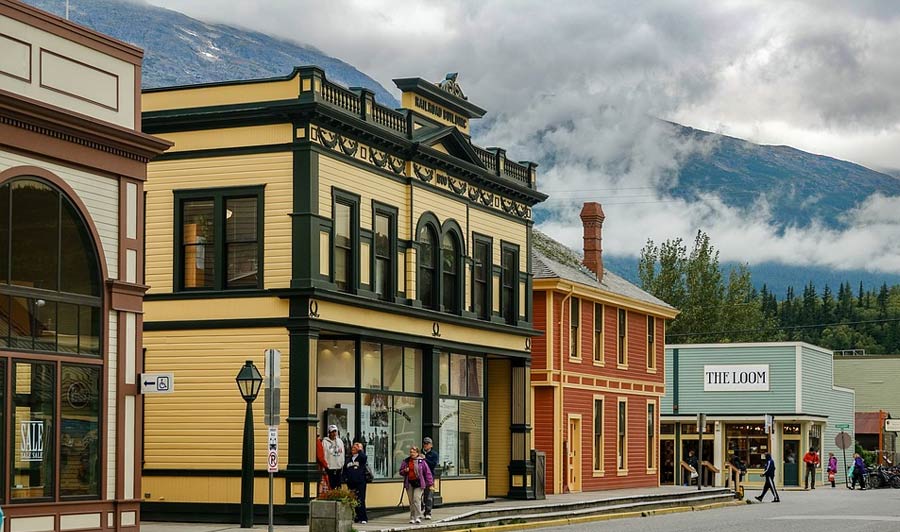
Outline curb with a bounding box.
[436,499,743,532]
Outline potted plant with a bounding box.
[310,487,358,532]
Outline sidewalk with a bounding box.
[141,485,705,532]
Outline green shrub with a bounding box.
[319,487,359,510]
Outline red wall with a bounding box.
[531,287,667,493]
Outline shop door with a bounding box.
[783,439,800,486]
[660,439,676,484]
[567,417,582,492]
[681,439,715,485]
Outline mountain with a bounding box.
[25,0,900,296]
[669,123,900,229]
[22,0,398,105]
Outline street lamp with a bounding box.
[236,360,263,528]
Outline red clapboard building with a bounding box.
[531,203,679,493]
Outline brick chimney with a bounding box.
[580,202,605,280]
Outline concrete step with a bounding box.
[371,489,737,532]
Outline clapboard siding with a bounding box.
[802,345,855,484]
[0,151,119,279]
[834,357,900,414]
[531,291,547,370]
[486,359,511,497]
[469,207,528,272]
[142,327,290,469]
[318,155,411,239]
[412,186,468,242]
[533,386,555,491]
[145,152,293,293]
[664,345,797,414]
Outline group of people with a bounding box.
[317,424,439,525]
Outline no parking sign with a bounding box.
[267,426,278,473]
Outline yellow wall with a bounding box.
[469,207,528,272]
[440,478,486,504]
[145,152,293,293]
[142,476,286,505]
[142,77,299,112]
[144,297,288,323]
[160,124,293,153]
[487,359,511,497]
[142,327,290,470]
[318,155,411,240]
[314,300,527,354]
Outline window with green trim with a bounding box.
[501,244,518,325]
[175,187,263,291]
[471,237,491,320]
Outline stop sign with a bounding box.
[835,432,852,450]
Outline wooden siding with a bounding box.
[142,77,300,112]
[834,356,900,414]
[0,150,119,278]
[142,327,290,470]
[145,152,293,293]
[159,124,293,153]
[318,155,411,239]
[487,359,511,497]
[531,291,547,370]
[533,387,555,492]
[468,207,528,272]
[412,186,467,241]
[802,345,855,484]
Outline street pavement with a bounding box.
[535,485,900,532]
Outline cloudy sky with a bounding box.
[147,0,900,274]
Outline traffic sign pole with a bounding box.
[264,349,280,532]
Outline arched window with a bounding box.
[0,178,102,355]
[418,224,438,309]
[442,232,460,313]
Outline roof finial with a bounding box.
[439,72,467,100]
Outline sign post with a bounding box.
[835,428,852,488]
[697,413,706,491]
[264,349,281,532]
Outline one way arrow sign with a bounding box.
[139,373,175,394]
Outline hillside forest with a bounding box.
[639,231,900,354]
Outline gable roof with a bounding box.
[413,125,485,167]
[531,230,677,312]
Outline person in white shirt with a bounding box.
[322,424,345,489]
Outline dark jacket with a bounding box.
[854,456,868,475]
[686,454,699,470]
[763,455,776,478]
[423,449,439,474]
[343,451,368,487]
[399,456,434,489]
[730,455,747,472]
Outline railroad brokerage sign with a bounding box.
[703,365,770,391]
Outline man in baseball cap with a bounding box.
[421,437,438,519]
[322,424,345,489]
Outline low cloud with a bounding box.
[144,0,900,273]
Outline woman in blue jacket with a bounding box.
[850,453,868,490]
[344,442,369,523]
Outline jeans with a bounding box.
[326,469,342,490]
[407,486,424,521]
[423,486,434,516]
[805,464,816,489]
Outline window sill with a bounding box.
[646,468,657,474]
[569,356,582,363]
[592,470,605,478]
[616,469,629,477]
[617,364,628,370]
[592,360,605,367]
[647,367,657,374]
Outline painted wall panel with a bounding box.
[142,327,290,469]
[145,152,293,293]
[834,356,900,415]
[0,13,135,128]
[468,207,527,272]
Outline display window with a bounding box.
[725,423,768,469]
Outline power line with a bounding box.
[665,317,900,339]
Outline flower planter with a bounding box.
[310,499,354,532]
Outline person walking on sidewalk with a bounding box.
[827,452,838,488]
[755,453,780,503]
[344,442,369,524]
[421,437,438,520]
[803,447,820,489]
[400,446,433,524]
[850,453,868,490]
[322,424,345,490]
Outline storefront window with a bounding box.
[317,340,355,388]
[660,423,675,435]
[439,353,484,477]
[681,423,714,435]
[391,396,422,477]
[317,391,355,453]
[60,365,100,497]
[11,361,55,500]
[0,179,102,356]
[726,423,768,469]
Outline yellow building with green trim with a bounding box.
[140,68,546,522]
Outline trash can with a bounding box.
[532,450,546,500]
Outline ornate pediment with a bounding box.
[438,73,467,101]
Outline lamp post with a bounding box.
[236,360,263,528]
